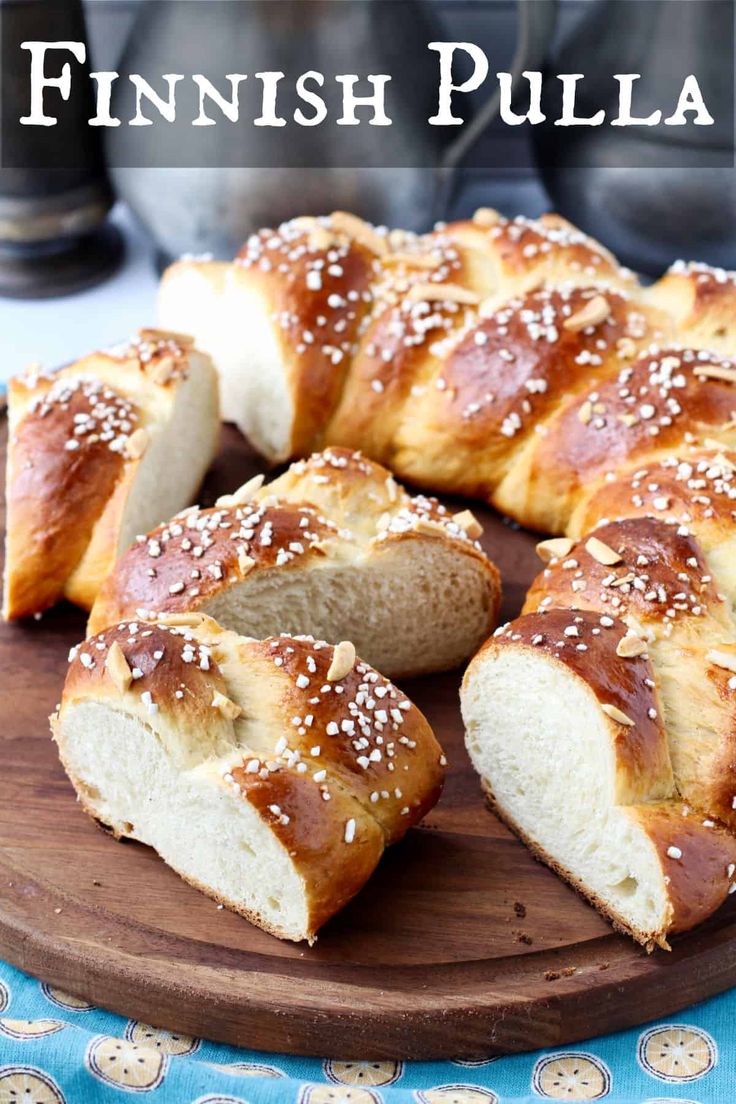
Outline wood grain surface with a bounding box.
[2,417,736,1060]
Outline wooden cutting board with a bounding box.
[3,417,736,1061]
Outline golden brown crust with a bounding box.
[221,210,640,467]
[633,802,736,937]
[524,516,727,632]
[62,471,141,611]
[389,288,669,499]
[520,516,736,837]
[157,210,736,544]
[703,659,736,827]
[55,751,366,944]
[88,448,501,664]
[248,635,445,843]
[3,375,135,619]
[236,219,377,455]
[324,229,486,459]
[225,759,385,940]
[647,262,736,355]
[444,212,638,297]
[481,778,736,949]
[525,346,736,533]
[88,500,338,633]
[63,621,234,751]
[570,448,736,546]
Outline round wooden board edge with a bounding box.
[3,848,736,1059]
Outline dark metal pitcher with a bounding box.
[110,0,556,260]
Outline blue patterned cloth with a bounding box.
[0,961,732,1103]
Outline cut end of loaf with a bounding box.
[461,624,736,947]
[54,702,317,941]
[54,618,445,942]
[87,448,501,678]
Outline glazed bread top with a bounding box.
[525,516,731,637]
[3,329,219,620]
[90,446,497,628]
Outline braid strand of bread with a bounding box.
[158,209,736,548]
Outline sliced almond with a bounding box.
[385,476,398,503]
[330,211,388,256]
[211,690,242,720]
[711,451,736,472]
[616,635,648,658]
[563,295,611,333]
[407,282,480,305]
[609,573,635,588]
[707,647,736,674]
[694,364,736,383]
[125,428,149,460]
[452,509,483,539]
[327,640,356,682]
[139,327,193,346]
[383,252,440,270]
[155,611,206,627]
[578,400,593,425]
[703,437,734,456]
[238,549,256,576]
[472,207,501,228]
[585,536,623,566]
[307,227,338,252]
[618,413,639,428]
[413,516,445,537]
[216,474,265,509]
[105,641,132,693]
[601,702,635,726]
[536,537,575,563]
[478,297,499,318]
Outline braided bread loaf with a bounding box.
[3,330,219,620]
[158,210,736,946]
[53,612,445,943]
[158,211,736,548]
[88,446,500,678]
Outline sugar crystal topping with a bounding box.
[608,452,736,529]
[571,345,736,440]
[670,259,736,288]
[534,519,721,639]
[28,376,139,456]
